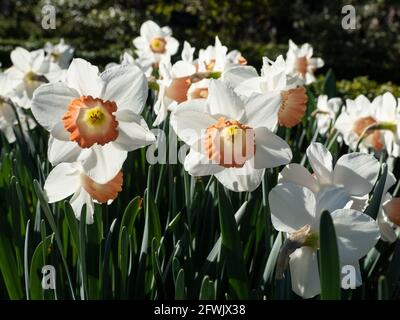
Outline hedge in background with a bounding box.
[1,0,399,83]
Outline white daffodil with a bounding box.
[31,58,156,184]
[197,36,228,73]
[286,40,324,85]
[133,20,179,65]
[334,94,385,153]
[181,41,195,64]
[187,79,210,100]
[269,183,380,299]
[196,36,246,74]
[153,54,196,126]
[106,51,153,77]
[376,171,399,243]
[226,49,247,66]
[171,79,292,192]
[6,47,62,109]
[0,72,36,143]
[230,55,308,128]
[44,39,74,69]
[314,95,342,135]
[44,162,123,224]
[374,92,400,157]
[280,142,380,210]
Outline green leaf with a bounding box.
[387,239,400,297]
[24,220,31,300]
[324,69,337,98]
[78,209,88,299]
[365,164,387,219]
[217,184,249,299]
[29,235,52,300]
[175,269,186,300]
[119,226,129,298]
[319,211,341,300]
[33,180,76,299]
[101,218,117,299]
[151,237,165,299]
[119,196,142,241]
[262,232,283,288]
[64,201,79,251]
[172,257,181,284]
[0,233,24,299]
[378,275,389,300]
[199,276,215,300]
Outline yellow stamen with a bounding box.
[84,106,106,127]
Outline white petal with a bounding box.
[280,163,319,193]
[333,153,379,196]
[171,61,196,78]
[222,66,258,89]
[31,82,79,131]
[306,142,333,185]
[50,122,70,141]
[161,26,172,36]
[214,161,264,192]
[47,137,82,165]
[208,80,244,120]
[314,187,351,226]
[378,207,397,243]
[269,183,316,233]
[44,163,80,203]
[114,113,156,151]
[184,148,224,176]
[244,93,280,130]
[308,57,324,69]
[234,77,263,97]
[289,247,320,299]
[66,58,103,97]
[141,20,162,41]
[170,99,216,146]
[253,127,292,169]
[133,36,147,50]
[70,188,95,224]
[100,64,148,114]
[166,37,180,56]
[82,144,127,184]
[31,50,48,73]
[10,47,31,72]
[332,209,380,264]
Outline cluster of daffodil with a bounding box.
[1,20,399,299]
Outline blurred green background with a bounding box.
[1,0,399,85]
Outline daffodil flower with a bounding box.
[171,79,292,192]
[197,36,228,73]
[314,95,342,135]
[44,162,123,224]
[280,142,380,210]
[44,38,74,69]
[269,183,380,298]
[286,40,324,84]
[231,55,308,128]
[106,51,153,77]
[133,20,179,65]
[376,170,399,243]
[6,47,62,109]
[0,72,36,143]
[32,58,156,184]
[335,94,385,152]
[374,92,400,157]
[153,54,196,126]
